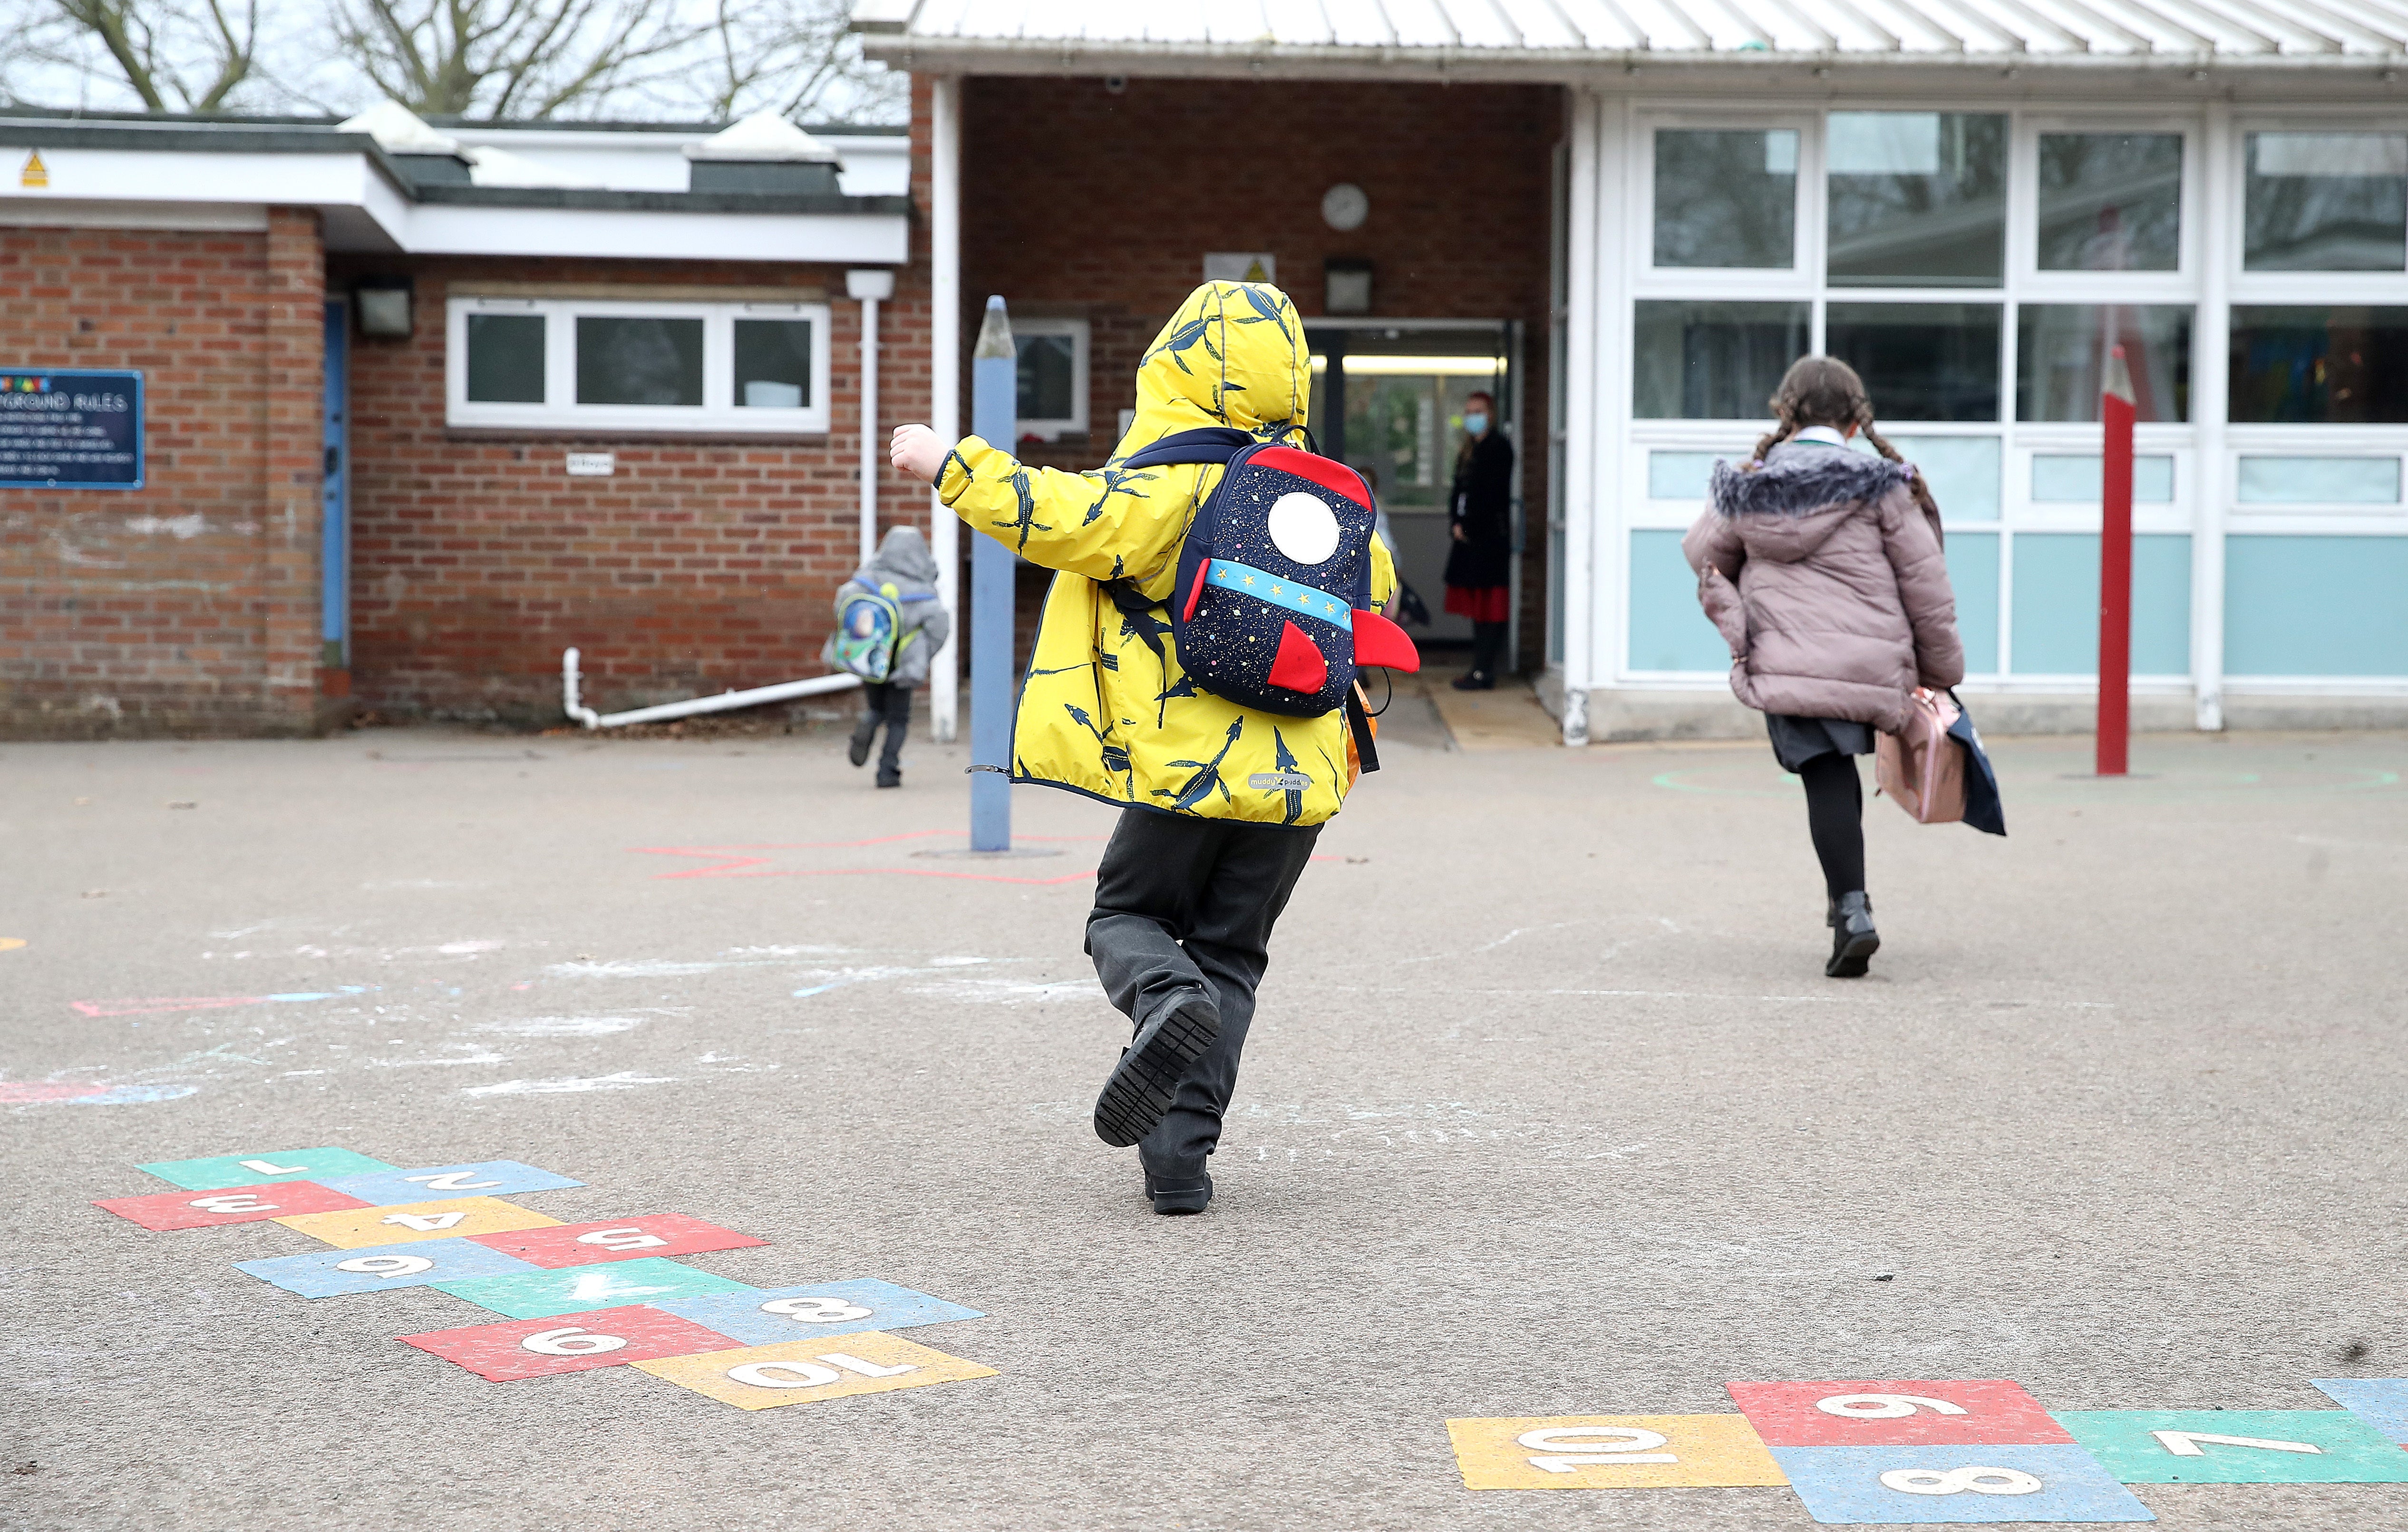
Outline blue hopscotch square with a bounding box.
[2312,1379,2408,1444]
[1769,1444,2156,1523]
[235,1237,539,1298]
[649,1278,985,1347]
[313,1161,584,1206]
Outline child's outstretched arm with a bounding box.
[890,424,1187,584]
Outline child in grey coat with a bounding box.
[825,526,950,788]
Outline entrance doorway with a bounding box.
[1305,322,1517,654]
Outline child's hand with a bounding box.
[890,424,949,485]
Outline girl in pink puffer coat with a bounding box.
[1684,356,1964,979]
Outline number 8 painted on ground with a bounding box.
[1879,1466,2043,1496]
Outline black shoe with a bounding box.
[847,724,874,768]
[1144,1171,1213,1215]
[875,769,901,789]
[1826,891,1879,978]
[1451,671,1493,692]
[1093,989,1220,1149]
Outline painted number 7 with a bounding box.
[1517,1427,1677,1472]
[404,1171,502,1192]
[1818,1394,1970,1419]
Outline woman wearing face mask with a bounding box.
[1442,390,1514,691]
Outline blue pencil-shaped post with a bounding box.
[969,296,1017,852]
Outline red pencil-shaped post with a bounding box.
[2097,345,2136,777]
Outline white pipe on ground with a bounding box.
[561,647,860,729]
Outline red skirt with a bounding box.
[1444,584,1512,624]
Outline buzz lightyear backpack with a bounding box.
[1110,427,1421,721]
[829,587,901,682]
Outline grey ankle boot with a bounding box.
[1826,891,1879,978]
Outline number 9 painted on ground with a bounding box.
[520,1327,628,1356]
[1817,1393,1970,1419]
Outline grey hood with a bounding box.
[1709,444,1912,521]
[862,526,939,588]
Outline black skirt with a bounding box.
[1767,713,1874,774]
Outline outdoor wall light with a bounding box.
[354,278,414,338]
[1324,258,1373,316]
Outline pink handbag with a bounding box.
[1876,689,1969,824]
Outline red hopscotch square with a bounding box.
[93,1181,373,1231]
[1727,1379,2073,1446]
[466,1214,767,1269]
[398,1304,742,1382]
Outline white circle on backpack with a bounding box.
[1266,492,1340,565]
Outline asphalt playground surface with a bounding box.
[2,710,2403,1529]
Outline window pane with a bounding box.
[1825,302,2001,421]
[1826,112,2006,287]
[1017,333,1076,420]
[1654,129,1797,268]
[575,316,704,407]
[2032,453,2176,502]
[465,313,544,403]
[1878,434,2001,520]
[2244,132,2407,272]
[2038,133,2182,271]
[1633,300,1809,419]
[1647,450,1725,498]
[2229,306,2408,423]
[733,319,812,409]
[2236,457,2402,504]
[2016,304,2192,422]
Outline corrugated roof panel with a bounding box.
[864,0,2408,60]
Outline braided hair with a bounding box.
[1749,355,1942,526]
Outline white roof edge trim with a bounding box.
[861,34,2408,66]
[336,100,461,156]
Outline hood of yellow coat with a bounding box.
[1126,281,1311,447]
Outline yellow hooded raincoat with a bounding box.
[938,281,1396,828]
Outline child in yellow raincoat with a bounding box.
[891,280,1397,1215]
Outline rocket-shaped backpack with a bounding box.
[1110,427,1421,722]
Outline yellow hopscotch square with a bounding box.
[274,1197,560,1248]
[1446,1414,1788,1491]
[632,1328,997,1411]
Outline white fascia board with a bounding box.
[8,147,410,248]
[833,137,911,197]
[395,203,909,262]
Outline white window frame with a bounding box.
[445,295,834,434]
[1012,316,1090,441]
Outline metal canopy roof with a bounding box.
[855,0,2408,70]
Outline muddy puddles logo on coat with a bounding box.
[1248,771,1311,791]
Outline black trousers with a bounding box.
[1085,808,1321,1178]
[1798,752,1867,900]
[856,682,913,773]
[1470,620,1508,678]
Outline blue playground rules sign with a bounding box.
[0,369,143,489]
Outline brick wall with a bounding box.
[0,208,324,737]
[954,74,1562,669]
[332,253,935,726]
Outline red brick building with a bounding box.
[2,106,916,737]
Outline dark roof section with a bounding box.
[0,104,905,136]
[0,112,912,216]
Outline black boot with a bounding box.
[1093,988,1220,1149]
[847,715,875,768]
[1826,891,1879,978]
[1144,1170,1213,1216]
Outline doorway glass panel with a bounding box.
[2037,133,2183,272]
[1826,112,2008,286]
[1654,128,1798,268]
[1825,302,2002,421]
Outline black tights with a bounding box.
[1798,752,1866,900]
[1469,620,1508,678]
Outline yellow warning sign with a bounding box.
[633,1328,997,1411]
[276,1196,560,1248]
[1445,1414,1789,1491]
[20,151,48,189]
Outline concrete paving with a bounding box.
[2,719,2403,1530]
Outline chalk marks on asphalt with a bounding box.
[0,1080,198,1105]
[71,986,378,1018]
[91,1144,995,1413]
[630,829,1107,886]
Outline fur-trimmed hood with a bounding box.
[1709,442,1913,520]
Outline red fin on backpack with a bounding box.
[1267,621,1329,694]
[1350,608,1421,673]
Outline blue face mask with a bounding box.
[1463,412,1489,437]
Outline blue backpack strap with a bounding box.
[1117,427,1254,470]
